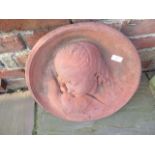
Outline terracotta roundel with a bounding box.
[25,22,141,122]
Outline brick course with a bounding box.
[130,37,155,49]
[0,19,70,32]
[0,34,24,53]
[121,20,155,36]
[24,30,49,49]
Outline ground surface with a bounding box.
[0,73,155,135]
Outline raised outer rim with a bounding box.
[25,22,141,121]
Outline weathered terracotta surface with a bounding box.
[25,22,141,122]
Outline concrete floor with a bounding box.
[0,73,155,135]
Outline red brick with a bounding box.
[131,37,155,49]
[0,68,25,78]
[0,19,70,32]
[0,34,24,53]
[121,20,155,36]
[24,30,50,48]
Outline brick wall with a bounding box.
[0,19,155,93]
[0,19,70,92]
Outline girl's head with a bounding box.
[54,41,103,96]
